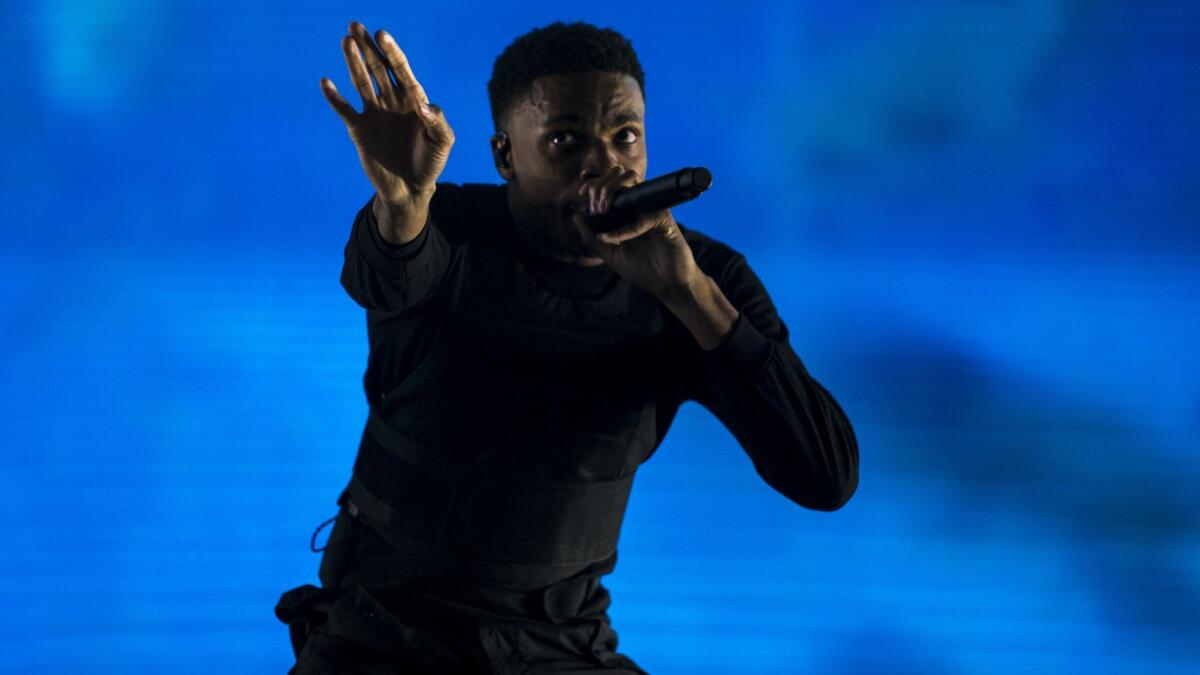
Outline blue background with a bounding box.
[1,1,1197,673]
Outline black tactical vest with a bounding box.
[343,184,673,578]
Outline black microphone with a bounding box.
[582,167,713,233]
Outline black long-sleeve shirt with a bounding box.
[334,182,858,591]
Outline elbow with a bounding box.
[762,465,857,512]
[766,442,859,512]
[740,407,861,512]
[814,420,860,511]
[819,437,860,511]
[808,469,857,512]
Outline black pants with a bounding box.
[275,504,649,674]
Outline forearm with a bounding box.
[671,263,859,510]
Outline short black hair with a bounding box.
[487,21,646,130]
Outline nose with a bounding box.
[578,139,623,182]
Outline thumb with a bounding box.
[320,78,360,127]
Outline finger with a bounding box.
[598,168,639,214]
[375,29,429,112]
[319,77,359,124]
[570,210,594,244]
[582,166,624,214]
[420,102,455,147]
[350,23,397,104]
[342,35,378,108]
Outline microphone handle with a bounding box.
[586,167,712,233]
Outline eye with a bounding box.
[616,128,640,144]
[549,130,578,146]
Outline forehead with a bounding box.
[516,72,644,126]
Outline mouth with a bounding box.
[561,200,587,218]
[561,201,593,230]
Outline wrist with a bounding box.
[660,271,740,351]
[373,194,430,245]
[658,267,708,310]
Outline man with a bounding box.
[276,19,859,674]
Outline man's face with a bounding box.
[495,71,647,259]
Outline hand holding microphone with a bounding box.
[572,166,713,233]
[567,166,714,301]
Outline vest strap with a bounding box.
[366,405,468,476]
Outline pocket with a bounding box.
[322,585,472,669]
[274,584,338,660]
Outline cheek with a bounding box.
[519,149,575,181]
[627,147,647,171]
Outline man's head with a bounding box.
[487,21,647,261]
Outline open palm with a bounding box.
[320,22,454,218]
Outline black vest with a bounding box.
[344,185,673,577]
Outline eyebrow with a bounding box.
[543,110,642,126]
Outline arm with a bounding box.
[558,171,857,509]
[322,21,457,312]
[665,251,859,512]
[339,190,454,312]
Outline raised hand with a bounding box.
[320,21,455,238]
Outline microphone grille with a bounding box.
[680,167,712,193]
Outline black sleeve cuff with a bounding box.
[353,194,437,280]
[700,310,775,378]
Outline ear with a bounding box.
[490,131,514,181]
